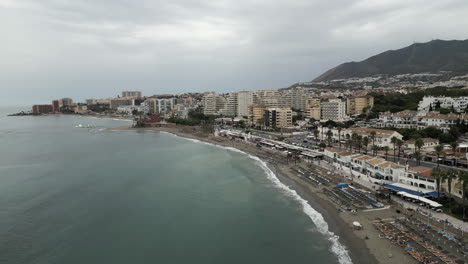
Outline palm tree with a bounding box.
[351,132,358,152]
[337,127,342,149]
[362,136,369,154]
[450,141,458,166]
[356,135,363,153]
[414,151,422,166]
[313,129,319,145]
[372,145,379,157]
[457,171,468,220]
[391,136,397,162]
[443,169,458,210]
[415,138,424,165]
[346,139,352,152]
[383,146,390,160]
[319,141,326,150]
[396,139,404,162]
[370,131,376,153]
[431,168,445,199]
[434,144,444,168]
[326,130,333,147]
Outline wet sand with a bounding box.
[108,124,417,264]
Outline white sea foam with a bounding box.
[162,131,353,264]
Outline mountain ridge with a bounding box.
[313,39,468,82]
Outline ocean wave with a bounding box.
[161,131,353,264]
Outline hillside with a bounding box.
[313,39,468,82]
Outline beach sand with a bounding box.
[108,124,417,264]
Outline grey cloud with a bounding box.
[1,0,468,105]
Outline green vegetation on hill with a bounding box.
[313,39,468,82]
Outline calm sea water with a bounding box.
[0,107,349,264]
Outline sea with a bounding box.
[0,107,352,264]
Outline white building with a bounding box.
[122,91,142,98]
[417,96,468,114]
[224,93,238,117]
[237,91,254,117]
[157,98,176,114]
[116,105,148,115]
[320,99,346,121]
[202,93,226,116]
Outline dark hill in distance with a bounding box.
[313,39,468,82]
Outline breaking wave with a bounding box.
[160,131,353,264]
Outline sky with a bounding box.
[1,0,468,105]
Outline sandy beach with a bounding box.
[108,124,418,264]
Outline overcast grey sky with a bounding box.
[1,0,468,105]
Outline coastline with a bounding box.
[107,124,417,264]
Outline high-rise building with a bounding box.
[321,99,346,121]
[346,96,374,116]
[32,104,53,114]
[224,93,238,117]
[61,98,74,106]
[202,93,226,116]
[144,98,159,114]
[157,98,176,114]
[264,108,293,128]
[52,100,60,113]
[305,102,321,120]
[110,98,135,109]
[254,90,281,108]
[122,91,142,98]
[237,91,254,117]
[248,104,267,126]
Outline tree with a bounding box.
[434,144,444,168]
[337,127,342,149]
[431,167,445,199]
[370,131,377,153]
[415,138,424,165]
[326,130,333,147]
[396,139,404,162]
[313,129,320,145]
[383,146,390,160]
[414,151,422,166]
[351,132,359,152]
[450,141,458,166]
[356,135,363,153]
[457,171,468,220]
[319,141,326,150]
[391,136,398,162]
[371,145,379,157]
[443,169,458,211]
[362,136,369,154]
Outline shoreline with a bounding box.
[107,124,417,264]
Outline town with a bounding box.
[24,74,468,263]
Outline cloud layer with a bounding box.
[1,0,467,104]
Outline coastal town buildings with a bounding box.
[202,93,226,116]
[32,104,53,114]
[237,91,254,117]
[377,110,468,131]
[264,108,293,128]
[110,98,135,109]
[320,99,347,121]
[404,138,439,151]
[248,104,267,126]
[122,91,142,98]
[346,95,374,116]
[52,100,60,113]
[157,98,176,114]
[417,96,468,114]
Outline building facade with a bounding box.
[320,99,346,121]
[122,91,142,98]
[346,96,374,116]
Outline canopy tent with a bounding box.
[384,184,424,196]
[397,191,442,207]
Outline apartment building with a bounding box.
[320,99,346,121]
[237,91,254,117]
[397,166,437,193]
[224,93,238,117]
[254,90,281,108]
[32,104,53,114]
[202,93,226,116]
[378,110,418,129]
[404,138,439,150]
[122,91,142,98]
[157,98,176,114]
[346,96,374,116]
[248,104,267,126]
[110,98,135,109]
[418,96,468,114]
[264,108,293,128]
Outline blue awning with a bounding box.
[383,184,424,196]
[422,191,443,198]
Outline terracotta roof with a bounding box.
[408,166,432,174]
[367,158,386,165]
[379,162,405,169]
[348,127,400,138]
[355,155,374,161]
